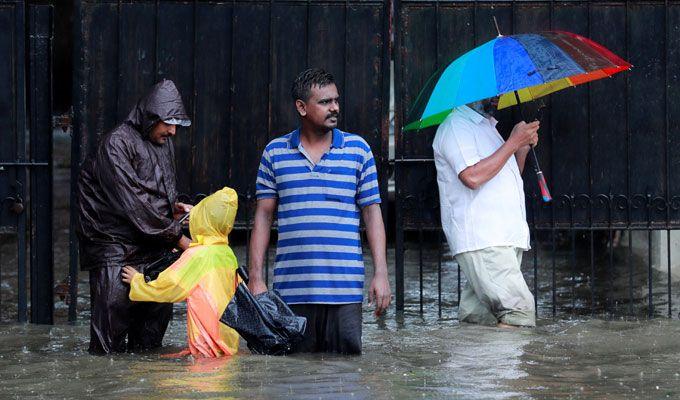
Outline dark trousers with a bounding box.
[88,266,172,354]
[289,303,362,355]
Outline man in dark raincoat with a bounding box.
[77,79,193,354]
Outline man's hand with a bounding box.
[247,278,268,296]
[177,235,191,250]
[368,272,391,316]
[174,202,193,224]
[121,266,140,284]
[508,120,540,151]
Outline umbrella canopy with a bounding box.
[403,31,631,132]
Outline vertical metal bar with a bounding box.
[29,4,54,324]
[532,198,538,316]
[668,229,672,318]
[190,0,197,195]
[69,0,84,324]
[153,0,159,80]
[393,0,404,312]
[664,0,671,319]
[305,0,310,67]
[570,197,576,315]
[647,195,653,318]
[607,195,613,316]
[244,194,250,269]
[628,228,633,316]
[625,0,632,319]
[0,237,3,321]
[15,1,27,323]
[418,224,423,314]
[571,229,576,315]
[437,229,442,319]
[590,229,594,316]
[607,227,613,316]
[550,184,556,318]
[551,227,556,318]
[342,0,348,116]
[648,227,653,318]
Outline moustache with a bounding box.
[326,112,339,120]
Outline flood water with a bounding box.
[2,241,680,399]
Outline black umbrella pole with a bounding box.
[514,91,552,203]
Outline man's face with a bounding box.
[149,121,177,145]
[481,96,500,116]
[297,83,340,134]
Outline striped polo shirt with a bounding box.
[256,128,381,304]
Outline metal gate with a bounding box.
[0,1,53,323]
[395,0,680,318]
[72,0,391,322]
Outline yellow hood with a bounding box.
[189,187,238,246]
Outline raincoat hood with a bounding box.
[125,79,191,135]
[189,187,238,246]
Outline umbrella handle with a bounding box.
[514,90,552,203]
[530,146,552,203]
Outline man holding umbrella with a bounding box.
[248,68,391,354]
[405,31,631,327]
[433,99,539,328]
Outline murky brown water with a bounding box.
[2,160,680,398]
[2,243,680,399]
[2,311,680,398]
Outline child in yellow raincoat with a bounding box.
[121,187,240,357]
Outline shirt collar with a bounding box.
[289,128,345,149]
[455,105,498,127]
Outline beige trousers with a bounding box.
[455,246,536,327]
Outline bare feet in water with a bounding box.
[497,322,518,329]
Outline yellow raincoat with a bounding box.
[129,187,240,357]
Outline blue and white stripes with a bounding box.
[256,128,381,304]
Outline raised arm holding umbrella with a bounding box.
[404,29,632,201]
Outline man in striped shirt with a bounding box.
[248,68,391,354]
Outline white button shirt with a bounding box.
[432,105,530,256]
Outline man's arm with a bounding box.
[362,203,391,316]
[96,136,187,248]
[514,145,531,174]
[247,198,276,295]
[458,120,539,189]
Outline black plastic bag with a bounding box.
[220,266,307,355]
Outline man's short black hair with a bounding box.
[291,68,335,102]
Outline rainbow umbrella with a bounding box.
[403,31,631,201]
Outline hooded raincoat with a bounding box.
[77,79,191,270]
[77,79,191,354]
[128,187,241,358]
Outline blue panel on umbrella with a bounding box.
[422,39,498,119]
[493,36,544,93]
[511,34,585,82]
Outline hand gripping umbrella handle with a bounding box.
[514,90,552,203]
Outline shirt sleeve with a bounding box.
[255,148,277,200]
[128,247,207,303]
[439,120,481,176]
[356,146,381,208]
[128,266,190,303]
